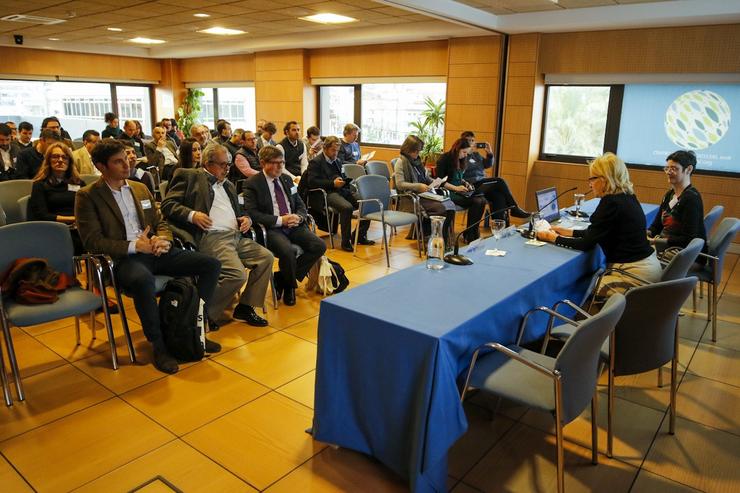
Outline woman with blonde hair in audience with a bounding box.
[537,152,661,294]
[29,142,86,253]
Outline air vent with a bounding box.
[1,14,67,25]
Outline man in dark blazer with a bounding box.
[75,139,222,375]
[15,129,62,179]
[300,135,373,251]
[0,123,19,181]
[161,143,273,326]
[244,145,326,306]
[144,124,179,180]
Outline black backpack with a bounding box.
[327,259,349,294]
[159,278,205,362]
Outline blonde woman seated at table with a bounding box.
[394,135,455,244]
[537,152,661,295]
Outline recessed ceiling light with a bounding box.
[197,26,245,35]
[300,13,357,24]
[48,37,60,41]
[193,13,210,18]
[107,27,123,32]
[129,37,165,44]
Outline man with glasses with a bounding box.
[231,130,261,180]
[243,145,326,306]
[648,150,707,256]
[162,144,273,328]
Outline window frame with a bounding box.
[196,86,256,131]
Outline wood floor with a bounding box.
[1,221,738,493]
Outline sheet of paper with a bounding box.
[361,151,376,161]
[429,176,448,189]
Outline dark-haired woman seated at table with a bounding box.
[29,142,86,254]
[537,152,661,295]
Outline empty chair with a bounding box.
[159,180,169,200]
[354,174,422,267]
[16,195,30,222]
[545,277,697,457]
[365,160,391,180]
[690,217,740,341]
[703,204,724,237]
[0,204,5,226]
[342,163,365,180]
[461,294,626,493]
[0,180,33,224]
[0,222,135,405]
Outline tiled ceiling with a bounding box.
[0,0,427,48]
[456,0,676,15]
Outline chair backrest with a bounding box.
[0,180,34,224]
[0,204,6,226]
[703,205,724,237]
[0,222,75,276]
[365,161,390,180]
[71,139,84,150]
[342,163,366,180]
[707,217,740,284]
[80,174,100,186]
[554,294,625,424]
[660,237,704,281]
[16,195,30,222]
[355,175,391,215]
[613,276,697,377]
[159,180,169,200]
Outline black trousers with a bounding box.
[115,247,221,344]
[451,194,487,242]
[475,178,520,221]
[326,190,370,243]
[266,224,327,288]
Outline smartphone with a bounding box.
[475,142,486,149]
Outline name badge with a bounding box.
[141,199,152,209]
[238,196,245,205]
[67,184,80,192]
[469,158,476,164]
[668,196,678,209]
[290,185,298,195]
[134,168,145,179]
[353,150,359,157]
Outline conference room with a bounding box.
[0,1,739,492]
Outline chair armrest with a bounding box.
[551,299,591,319]
[357,198,383,219]
[697,252,719,262]
[516,305,580,345]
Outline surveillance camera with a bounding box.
[13,34,23,45]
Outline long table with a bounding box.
[313,201,658,492]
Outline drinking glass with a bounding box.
[490,219,506,254]
[573,193,586,221]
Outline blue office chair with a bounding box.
[0,180,33,224]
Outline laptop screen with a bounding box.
[535,187,560,223]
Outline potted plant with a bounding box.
[409,97,446,164]
[176,88,204,138]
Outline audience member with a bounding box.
[460,130,530,223]
[436,138,487,243]
[29,142,85,253]
[161,144,273,327]
[12,121,34,151]
[648,150,707,257]
[276,121,308,180]
[145,125,179,180]
[73,130,101,175]
[178,138,202,170]
[5,121,17,141]
[244,145,326,306]
[338,123,366,165]
[189,124,210,150]
[538,152,662,294]
[134,120,149,140]
[102,112,122,139]
[41,117,64,139]
[304,126,323,161]
[231,130,260,180]
[257,122,277,149]
[120,120,145,157]
[256,119,266,136]
[16,129,62,179]
[0,123,18,181]
[214,120,232,145]
[394,135,455,243]
[223,128,244,158]
[301,135,373,251]
[161,118,181,146]
[120,140,155,195]
[76,140,222,374]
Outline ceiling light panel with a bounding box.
[129,37,166,44]
[197,26,246,35]
[300,13,357,24]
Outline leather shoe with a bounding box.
[283,288,296,306]
[233,304,269,327]
[207,318,220,332]
[96,298,119,315]
[510,206,531,219]
[205,338,221,353]
[273,273,284,300]
[153,346,178,374]
[357,237,376,245]
[341,241,354,252]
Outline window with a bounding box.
[195,86,256,131]
[116,85,152,134]
[542,86,611,159]
[318,82,447,147]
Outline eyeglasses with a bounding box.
[268,160,285,166]
[50,154,69,161]
[211,161,230,168]
[663,166,682,173]
[587,176,602,182]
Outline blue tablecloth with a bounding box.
[313,200,658,492]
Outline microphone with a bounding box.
[444,205,514,266]
[523,187,577,239]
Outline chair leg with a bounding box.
[74,316,81,346]
[328,211,335,249]
[711,281,718,342]
[89,312,96,339]
[699,281,704,299]
[670,320,679,435]
[591,390,599,465]
[607,336,615,458]
[1,314,24,401]
[353,220,361,258]
[554,377,565,493]
[107,266,136,364]
[657,367,663,388]
[0,331,12,406]
[382,221,390,268]
[270,273,278,310]
[97,279,119,371]
[706,283,712,321]
[692,286,697,312]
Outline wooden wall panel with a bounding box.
[447,36,501,64]
[540,24,740,74]
[3,47,161,81]
[309,40,449,78]
[255,50,307,133]
[179,54,255,83]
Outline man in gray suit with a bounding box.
[161,143,273,328]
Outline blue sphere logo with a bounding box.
[665,90,731,150]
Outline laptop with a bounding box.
[535,187,561,223]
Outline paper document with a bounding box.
[429,176,448,189]
[361,151,376,162]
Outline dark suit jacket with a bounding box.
[75,178,171,259]
[15,145,43,180]
[299,153,352,210]
[160,168,243,245]
[144,140,179,176]
[243,172,307,229]
[0,145,19,180]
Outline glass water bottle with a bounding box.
[426,216,446,270]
